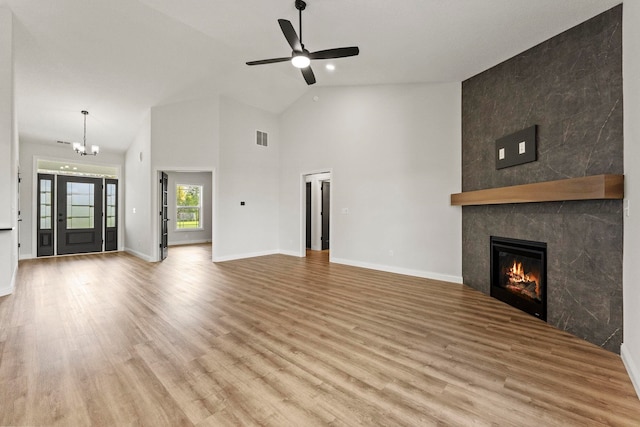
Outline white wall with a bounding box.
[0,7,17,296]
[215,96,280,261]
[124,112,153,261]
[167,171,212,245]
[18,140,124,259]
[622,0,640,398]
[279,83,462,283]
[305,172,331,251]
[149,97,219,261]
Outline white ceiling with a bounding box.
[1,0,622,153]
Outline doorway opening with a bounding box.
[35,159,119,257]
[303,172,331,255]
[158,170,213,261]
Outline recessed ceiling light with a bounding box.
[326,64,335,71]
[65,165,69,169]
[73,167,77,170]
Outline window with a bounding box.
[106,182,117,228]
[176,184,202,230]
[66,182,95,229]
[39,178,53,230]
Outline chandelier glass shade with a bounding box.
[73,110,99,156]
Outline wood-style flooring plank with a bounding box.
[0,244,639,426]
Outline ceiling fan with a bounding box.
[246,0,359,85]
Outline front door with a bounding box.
[56,175,103,255]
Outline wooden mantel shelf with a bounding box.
[450,174,624,206]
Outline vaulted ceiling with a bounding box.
[1,0,622,152]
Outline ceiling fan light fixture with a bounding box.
[246,0,358,85]
[291,54,310,68]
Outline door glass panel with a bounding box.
[39,179,52,229]
[66,182,95,229]
[106,183,116,227]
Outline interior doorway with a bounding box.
[304,172,331,253]
[158,170,213,261]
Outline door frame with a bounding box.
[31,155,123,258]
[153,167,216,262]
[305,182,312,249]
[299,169,332,258]
[321,181,330,250]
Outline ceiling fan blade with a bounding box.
[301,66,316,85]
[246,57,291,66]
[278,19,302,52]
[309,46,360,60]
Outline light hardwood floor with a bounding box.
[1,245,639,426]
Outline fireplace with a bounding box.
[490,236,547,321]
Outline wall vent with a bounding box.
[256,130,268,147]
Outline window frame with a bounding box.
[175,183,204,231]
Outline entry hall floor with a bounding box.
[1,245,639,426]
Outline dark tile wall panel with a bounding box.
[461,6,623,353]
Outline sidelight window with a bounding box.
[40,179,53,229]
[106,182,117,228]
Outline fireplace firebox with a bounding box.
[490,236,547,321]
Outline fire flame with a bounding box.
[507,260,540,296]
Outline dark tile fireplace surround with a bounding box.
[461,6,623,353]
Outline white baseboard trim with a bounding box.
[278,250,303,257]
[169,239,212,247]
[19,253,34,261]
[0,262,18,297]
[330,257,464,284]
[213,250,280,262]
[621,343,640,399]
[124,247,155,263]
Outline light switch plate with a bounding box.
[495,125,537,169]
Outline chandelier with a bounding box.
[73,110,99,156]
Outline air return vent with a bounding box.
[256,130,268,147]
